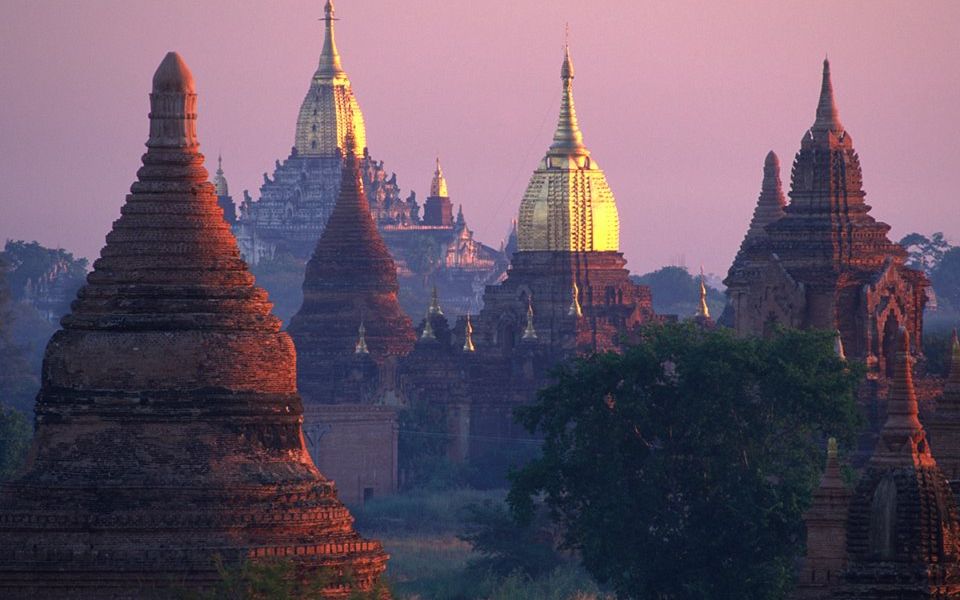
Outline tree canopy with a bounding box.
[631,266,725,318]
[508,324,862,600]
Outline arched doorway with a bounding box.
[881,314,900,378]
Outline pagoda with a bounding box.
[287,134,416,405]
[925,331,960,491]
[475,44,654,356]
[723,60,928,374]
[833,329,960,598]
[0,53,387,599]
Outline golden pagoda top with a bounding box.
[213,154,229,196]
[294,0,367,157]
[430,157,449,197]
[517,44,620,252]
[696,267,710,318]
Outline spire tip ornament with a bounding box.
[522,297,538,341]
[463,314,476,352]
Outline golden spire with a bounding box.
[827,437,838,460]
[420,308,436,341]
[428,285,444,316]
[696,267,710,318]
[463,314,476,352]
[549,43,588,157]
[213,153,229,197]
[568,279,583,318]
[354,321,369,354]
[522,297,538,341]
[318,0,345,80]
[430,156,449,198]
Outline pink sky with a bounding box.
[1,1,958,277]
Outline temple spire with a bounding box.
[148,52,198,150]
[428,285,444,316]
[522,297,538,341]
[431,157,448,197]
[812,57,842,134]
[834,330,846,361]
[872,327,933,467]
[354,321,369,355]
[549,43,588,156]
[463,314,476,352]
[317,0,345,79]
[696,267,710,318]
[568,280,583,318]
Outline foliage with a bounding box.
[406,234,441,275]
[397,401,467,490]
[0,405,32,482]
[508,324,863,600]
[632,266,725,318]
[352,488,504,536]
[1,240,87,314]
[900,232,952,274]
[933,247,960,314]
[249,252,307,326]
[459,499,560,579]
[923,328,955,378]
[0,255,45,412]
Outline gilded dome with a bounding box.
[294,0,367,157]
[517,46,620,252]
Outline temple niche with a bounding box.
[723,60,928,376]
[233,0,504,318]
[0,52,386,599]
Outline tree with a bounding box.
[899,232,952,274]
[508,324,862,600]
[632,266,725,317]
[933,247,960,312]
[0,254,43,412]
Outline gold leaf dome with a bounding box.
[294,0,367,157]
[517,45,620,252]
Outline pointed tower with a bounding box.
[211,153,236,224]
[925,331,960,486]
[0,52,387,599]
[423,156,454,227]
[295,0,366,156]
[834,328,960,598]
[793,438,852,599]
[476,43,654,357]
[287,134,415,404]
[722,60,927,371]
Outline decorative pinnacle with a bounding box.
[354,321,369,355]
[522,297,538,341]
[463,314,476,352]
[431,157,448,198]
[317,0,344,79]
[872,327,933,467]
[827,437,838,460]
[834,330,846,361]
[428,286,444,316]
[420,309,437,341]
[147,52,199,150]
[549,42,588,156]
[695,267,710,318]
[812,57,842,134]
[568,279,583,318]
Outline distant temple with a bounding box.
[795,330,960,598]
[722,60,928,376]
[0,52,386,598]
[233,0,504,317]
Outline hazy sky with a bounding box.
[1,1,958,277]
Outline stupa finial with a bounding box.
[872,327,932,467]
[428,285,444,316]
[463,314,476,352]
[696,267,710,318]
[522,297,538,341]
[147,52,199,150]
[354,321,369,355]
[812,57,842,134]
[431,157,448,197]
[318,0,344,79]
[568,279,583,318]
[549,38,588,156]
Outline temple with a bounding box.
[834,330,960,598]
[0,53,387,598]
[723,60,928,375]
[234,0,504,318]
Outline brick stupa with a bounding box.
[0,52,387,599]
[287,136,415,405]
[834,329,960,598]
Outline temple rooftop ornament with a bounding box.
[213,153,229,196]
[568,279,583,317]
[834,330,847,361]
[522,297,538,341]
[463,313,476,352]
[421,307,437,341]
[517,43,620,252]
[812,57,843,135]
[696,266,710,319]
[355,321,369,354]
[428,285,444,316]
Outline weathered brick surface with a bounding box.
[0,52,387,599]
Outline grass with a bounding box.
[350,488,612,600]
